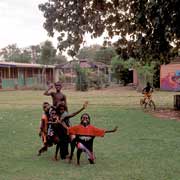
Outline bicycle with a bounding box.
[140,93,156,111]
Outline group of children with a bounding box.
[38,81,117,165]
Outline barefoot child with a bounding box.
[38,102,51,156]
[66,113,118,165]
[54,101,88,160]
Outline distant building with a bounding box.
[0,61,55,89]
[55,59,110,83]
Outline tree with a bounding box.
[111,56,155,86]
[38,40,57,65]
[75,65,88,91]
[94,47,116,65]
[19,49,31,63]
[76,45,116,64]
[0,44,31,63]
[134,62,155,88]
[53,54,67,64]
[30,45,41,63]
[76,45,101,60]
[39,0,180,63]
[111,56,128,85]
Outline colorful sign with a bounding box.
[161,70,180,91]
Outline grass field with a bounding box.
[0,87,180,180]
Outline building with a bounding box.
[0,61,55,89]
[160,57,180,91]
[55,59,110,83]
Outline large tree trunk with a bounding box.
[174,95,180,110]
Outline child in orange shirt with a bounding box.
[38,102,51,156]
[67,113,118,165]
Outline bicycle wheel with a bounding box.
[149,100,156,110]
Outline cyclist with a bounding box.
[142,82,153,104]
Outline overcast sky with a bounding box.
[0,0,54,48]
[0,0,105,51]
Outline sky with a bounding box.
[0,0,51,48]
[0,0,105,51]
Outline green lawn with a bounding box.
[0,87,180,180]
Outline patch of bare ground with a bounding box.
[151,108,180,121]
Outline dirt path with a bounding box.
[151,108,180,121]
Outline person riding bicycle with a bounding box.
[142,82,153,103]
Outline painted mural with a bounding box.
[161,70,180,91]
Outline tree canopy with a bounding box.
[39,0,180,63]
[0,44,31,63]
[93,46,116,64]
[76,45,116,64]
[76,45,101,60]
[0,41,67,65]
[38,40,56,65]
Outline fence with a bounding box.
[0,75,48,90]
